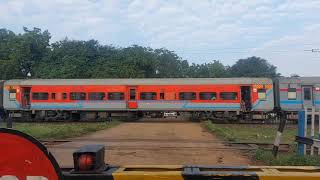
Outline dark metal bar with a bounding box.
[298,111,306,155]
[7,112,13,129]
[272,112,286,157]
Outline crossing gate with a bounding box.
[296,107,320,155]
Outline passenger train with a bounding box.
[0,77,318,121]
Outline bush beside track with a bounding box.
[4,121,120,140]
[202,121,320,166]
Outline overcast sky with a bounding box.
[1,0,320,76]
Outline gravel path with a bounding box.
[49,122,251,167]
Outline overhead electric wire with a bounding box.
[174,43,319,52]
[173,44,320,55]
[176,49,320,54]
[304,49,320,53]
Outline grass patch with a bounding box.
[203,121,237,141]
[9,121,120,140]
[254,149,320,166]
[203,120,297,144]
[203,121,320,166]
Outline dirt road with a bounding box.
[49,122,251,167]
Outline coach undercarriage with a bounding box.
[6,109,274,123]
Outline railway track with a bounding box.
[42,139,292,152]
[6,113,298,124]
[21,119,297,124]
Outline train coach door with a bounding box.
[302,86,313,107]
[241,86,252,111]
[21,87,31,109]
[127,86,138,109]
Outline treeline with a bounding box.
[0,27,280,79]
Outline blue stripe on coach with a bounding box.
[280,100,303,104]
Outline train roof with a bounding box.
[279,77,320,84]
[4,78,272,86]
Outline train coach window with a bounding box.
[258,89,267,100]
[199,92,217,100]
[108,92,125,100]
[179,92,196,100]
[288,88,297,100]
[9,89,17,100]
[89,92,105,100]
[62,93,67,100]
[70,92,86,100]
[220,92,238,100]
[32,92,49,100]
[140,92,157,100]
[304,88,311,100]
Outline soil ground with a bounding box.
[48,121,252,167]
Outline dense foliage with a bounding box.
[0,27,280,79]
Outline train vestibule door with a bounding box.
[21,87,31,109]
[240,86,252,111]
[127,86,138,109]
[302,86,313,107]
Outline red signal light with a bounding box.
[72,145,106,173]
[78,154,94,171]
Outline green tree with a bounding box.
[230,56,279,77]
[91,45,157,78]
[154,48,186,78]
[0,27,281,80]
[189,60,229,78]
[0,29,20,79]
[34,39,105,78]
[0,27,51,79]
[17,27,51,77]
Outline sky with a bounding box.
[0,0,320,76]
